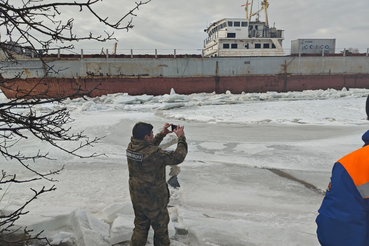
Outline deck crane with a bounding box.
[246,0,270,26]
[241,0,251,19]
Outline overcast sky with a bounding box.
[6,0,369,54]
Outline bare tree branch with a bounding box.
[0,0,150,243]
[0,186,55,245]
[0,0,151,51]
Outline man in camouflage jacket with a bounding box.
[126,122,188,246]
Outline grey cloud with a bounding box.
[9,0,367,53]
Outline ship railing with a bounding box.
[17,47,369,59]
[28,48,206,59]
[287,47,369,57]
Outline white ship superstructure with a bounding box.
[203,0,284,57]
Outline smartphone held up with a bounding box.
[171,124,177,131]
[168,123,185,137]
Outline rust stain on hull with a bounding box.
[2,74,369,99]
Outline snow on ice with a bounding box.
[1,88,369,246]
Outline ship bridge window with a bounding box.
[234,21,240,27]
[255,43,261,49]
[223,43,230,49]
[227,33,236,38]
[263,43,270,48]
[242,22,248,27]
[272,43,276,49]
[231,43,238,49]
[228,21,233,27]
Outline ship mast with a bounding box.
[249,0,253,21]
[262,0,269,26]
[242,0,250,19]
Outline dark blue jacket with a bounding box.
[316,130,369,246]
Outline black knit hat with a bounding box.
[366,95,369,120]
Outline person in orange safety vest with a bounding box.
[316,95,369,246]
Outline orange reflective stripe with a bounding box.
[338,145,369,187]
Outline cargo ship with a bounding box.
[0,0,368,99]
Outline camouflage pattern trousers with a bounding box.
[130,205,170,246]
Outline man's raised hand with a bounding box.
[174,125,185,137]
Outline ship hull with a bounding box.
[1,55,369,98]
[2,74,369,99]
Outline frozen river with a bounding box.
[1,89,369,245]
